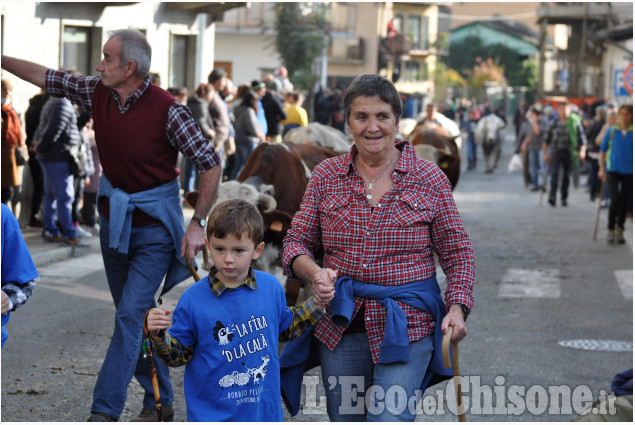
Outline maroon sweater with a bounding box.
[92,81,179,225]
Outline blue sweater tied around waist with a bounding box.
[279,275,454,416]
[97,175,194,296]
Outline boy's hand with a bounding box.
[1,291,10,314]
[312,268,336,308]
[146,308,171,343]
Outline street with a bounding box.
[2,134,632,422]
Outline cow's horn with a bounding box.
[257,193,277,213]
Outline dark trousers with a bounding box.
[81,192,98,226]
[549,149,571,202]
[1,187,14,205]
[587,158,600,201]
[72,176,85,224]
[607,172,633,230]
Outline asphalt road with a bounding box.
[1,133,632,422]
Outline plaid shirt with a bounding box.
[45,69,219,172]
[151,267,324,366]
[282,139,475,363]
[2,280,36,311]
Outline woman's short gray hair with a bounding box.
[344,74,402,122]
[108,29,152,78]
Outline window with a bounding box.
[404,61,421,82]
[393,14,403,34]
[408,15,421,50]
[169,34,196,90]
[422,16,430,50]
[62,26,92,75]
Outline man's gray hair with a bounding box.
[108,29,152,78]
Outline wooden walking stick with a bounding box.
[593,179,607,241]
[442,325,466,422]
[143,310,163,422]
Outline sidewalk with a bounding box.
[22,205,196,269]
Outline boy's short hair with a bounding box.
[208,199,264,245]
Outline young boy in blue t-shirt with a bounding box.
[146,199,335,421]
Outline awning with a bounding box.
[165,2,247,16]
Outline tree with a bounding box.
[444,35,537,90]
[434,61,467,102]
[271,3,329,90]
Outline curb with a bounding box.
[30,237,102,269]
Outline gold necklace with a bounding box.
[356,150,399,200]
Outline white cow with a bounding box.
[214,180,277,213]
[474,114,506,173]
[283,122,352,153]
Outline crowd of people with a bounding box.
[450,96,632,245]
[2,77,100,246]
[161,67,329,185]
[511,100,632,243]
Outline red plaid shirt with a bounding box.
[282,139,475,363]
[45,69,219,172]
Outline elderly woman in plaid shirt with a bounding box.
[281,74,475,422]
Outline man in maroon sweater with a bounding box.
[2,30,221,422]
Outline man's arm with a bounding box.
[180,165,221,265]
[1,55,48,88]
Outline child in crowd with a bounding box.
[146,199,335,421]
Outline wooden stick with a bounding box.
[442,325,467,422]
[143,310,163,422]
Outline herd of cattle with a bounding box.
[191,114,502,305]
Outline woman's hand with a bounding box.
[311,268,337,308]
[441,304,467,343]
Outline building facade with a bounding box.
[0,1,239,114]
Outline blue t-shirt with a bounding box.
[1,204,39,346]
[600,125,633,175]
[168,270,292,421]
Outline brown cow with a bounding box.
[408,123,461,190]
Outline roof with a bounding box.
[451,18,540,46]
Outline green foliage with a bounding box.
[433,61,467,102]
[272,3,329,90]
[444,35,537,89]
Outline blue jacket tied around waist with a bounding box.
[97,175,194,296]
[279,275,454,416]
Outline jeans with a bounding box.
[319,333,434,422]
[606,172,633,231]
[91,217,174,419]
[229,134,256,180]
[467,136,477,167]
[527,147,543,187]
[40,160,76,238]
[182,157,199,193]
